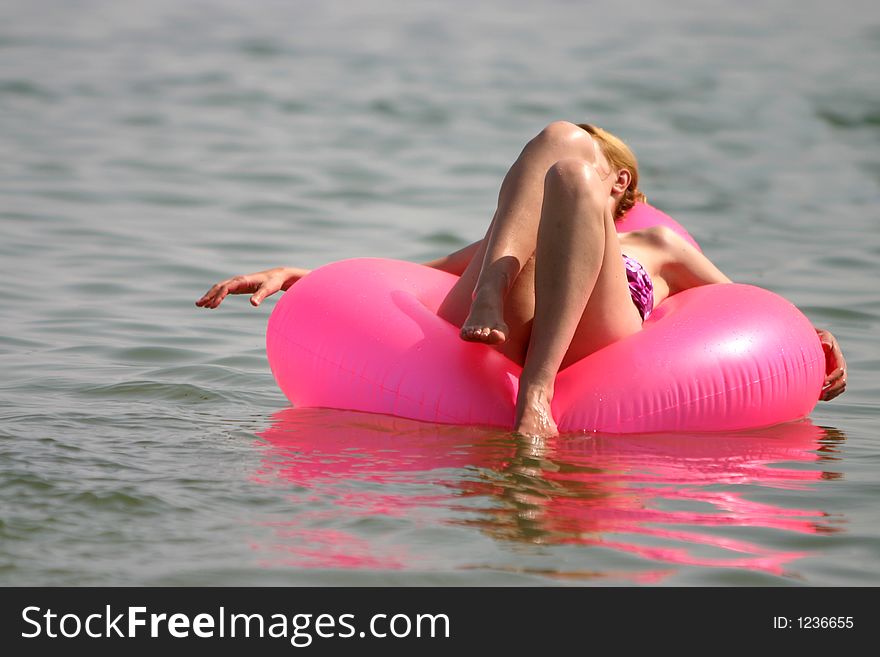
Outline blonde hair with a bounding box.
[577,123,647,219]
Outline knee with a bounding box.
[529,121,590,151]
[545,158,600,196]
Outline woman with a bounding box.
[197,121,847,436]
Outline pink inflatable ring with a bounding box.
[266,204,824,433]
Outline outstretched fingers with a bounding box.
[195,275,257,309]
[249,280,280,307]
[195,282,230,309]
[196,268,305,310]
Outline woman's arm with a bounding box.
[421,240,482,276]
[657,227,732,293]
[196,241,484,309]
[195,267,310,308]
[655,228,847,402]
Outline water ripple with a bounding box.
[78,381,227,403]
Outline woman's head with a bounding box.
[577,123,646,219]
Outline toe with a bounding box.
[488,329,505,345]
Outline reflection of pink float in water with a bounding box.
[254,409,842,579]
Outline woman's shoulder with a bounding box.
[619,225,680,248]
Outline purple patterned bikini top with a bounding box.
[622,253,654,321]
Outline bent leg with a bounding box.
[514,159,643,437]
[437,232,537,365]
[447,121,598,344]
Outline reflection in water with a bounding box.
[254,409,844,580]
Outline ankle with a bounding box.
[517,381,554,405]
[513,383,558,437]
[518,366,556,395]
[472,271,510,302]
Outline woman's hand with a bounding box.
[195,267,310,309]
[816,328,847,401]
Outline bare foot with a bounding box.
[460,289,509,345]
[513,387,558,438]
